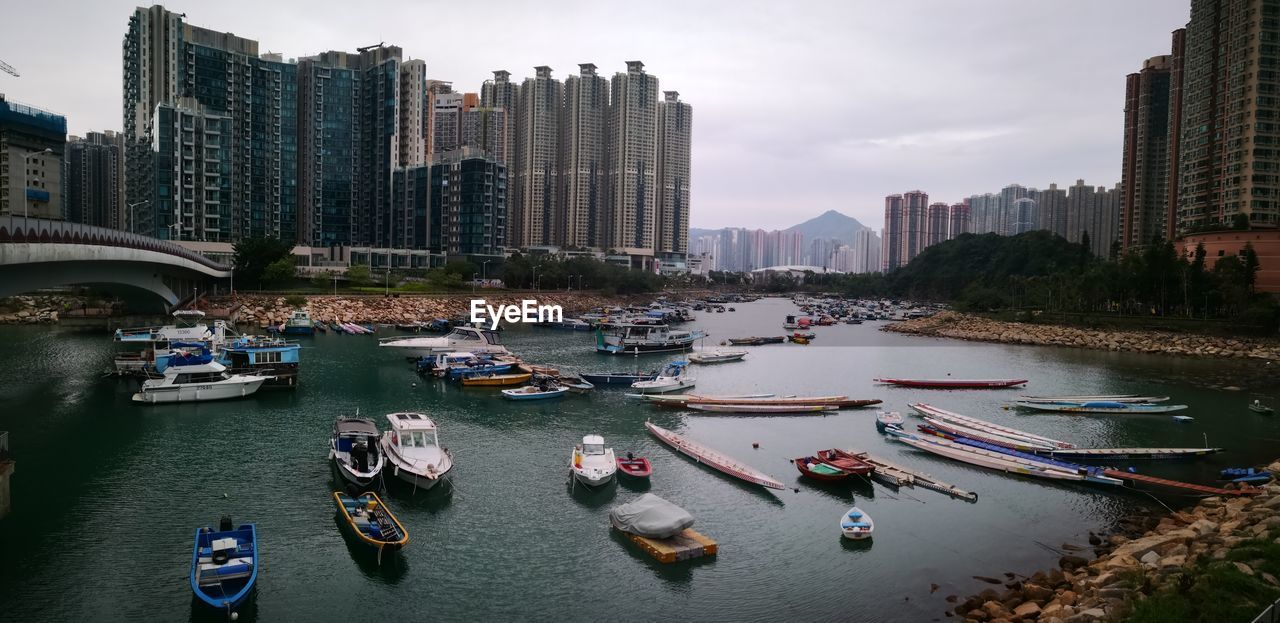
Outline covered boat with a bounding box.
[333,491,408,559]
[645,422,784,490]
[841,507,874,540]
[215,335,301,389]
[190,517,257,615]
[609,493,695,539]
[330,417,384,488]
[380,412,453,491]
[571,434,617,487]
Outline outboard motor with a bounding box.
[219,515,233,532]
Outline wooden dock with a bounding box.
[619,528,718,563]
[855,451,979,502]
[1103,469,1260,497]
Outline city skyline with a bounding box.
[0,0,1189,230]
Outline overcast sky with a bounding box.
[1,0,1189,230]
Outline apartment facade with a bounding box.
[656,91,692,258]
[63,131,123,228]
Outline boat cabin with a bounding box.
[386,412,442,451]
[334,418,381,472]
[445,326,504,346]
[580,434,606,455]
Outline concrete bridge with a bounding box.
[0,216,232,306]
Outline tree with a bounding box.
[1242,242,1261,294]
[1233,212,1251,230]
[233,237,294,288]
[345,264,372,287]
[262,257,298,286]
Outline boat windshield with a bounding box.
[448,328,480,340]
[583,443,605,455]
[400,431,438,448]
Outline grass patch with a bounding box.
[1125,539,1280,623]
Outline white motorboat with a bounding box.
[630,361,696,394]
[687,349,747,364]
[380,412,453,491]
[131,358,266,404]
[378,326,509,358]
[594,322,705,354]
[330,416,385,488]
[570,434,617,487]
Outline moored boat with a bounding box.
[460,371,533,387]
[132,357,267,404]
[687,350,748,364]
[841,507,874,540]
[330,416,385,488]
[215,335,301,389]
[1249,400,1274,415]
[1014,400,1187,414]
[571,435,617,487]
[380,412,453,491]
[815,448,875,475]
[282,309,316,336]
[616,453,653,479]
[875,411,904,433]
[886,426,1089,482]
[687,403,836,414]
[630,361,696,394]
[379,326,509,358]
[1019,394,1169,404]
[909,403,1075,449]
[794,455,852,481]
[580,370,658,385]
[333,491,409,559]
[876,377,1028,389]
[645,421,784,490]
[502,376,568,400]
[595,322,705,354]
[190,517,257,615]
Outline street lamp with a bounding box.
[531,265,538,291]
[482,260,492,287]
[127,200,150,235]
[385,270,390,296]
[472,272,478,294]
[22,148,53,218]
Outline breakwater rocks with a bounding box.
[949,470,1280,622]
[0,295,76,324]
[230,292,636,327]
[887,311,1280,360]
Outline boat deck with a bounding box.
[619,528,718,563]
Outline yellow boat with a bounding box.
[461,372,533,387]
[333,492,409,560]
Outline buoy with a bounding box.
[752,442,760,449]
[412,382,417,388]
[222,493,228,498]
[231,612,239,621]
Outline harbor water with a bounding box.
[0,298,1276,622]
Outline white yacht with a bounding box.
[380,412,453,490]
[570,435,617,487]
[378,326,509,358]
[330,417,385,488]
[630,361,696,394]
[131,359,267,404]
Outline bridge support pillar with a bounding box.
[0,458,13,520]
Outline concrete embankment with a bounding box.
[886,311,1280,361]
[232,292,647,327]
[948,464,1280,622]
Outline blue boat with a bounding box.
[190,517,257,615]
[153,342,215,372]
[216,336,302,389]
[1222,468,1272,484]
[450,362,516,379]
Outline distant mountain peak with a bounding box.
[784,210,869,245]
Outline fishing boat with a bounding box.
[380,412,453,491]
[1249,400,1275,415]
[687,350,747,364]
[841,507,874,540]
[616,453,653,479]
[1019,394,1170,404]
[502,376,568,400]
[190,517,257,615]
[460,371,533,387]
[875,377,1028,389]
[1014,400,1188,414]
[132,358,267,404]
[215,335,302,389]
[909,403,1075,449]
[794,455,853,481]
[571,434,617,487]
[595,322,705,354]
[379,326,509,358]
[330,417,385,488]
[687,403,836,414]
[645,422,784,490]
[580,370,658,385]
[816,449,875,474]
[333,491,409,559]
[783,315,803,330]
[875,411,904,433]
[282,309,316,336]
[630,361,696,394]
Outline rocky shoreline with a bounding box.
[886,311,1280,361]
[229,292,654,327]
[948,464,1280,622]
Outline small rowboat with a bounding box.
[645,422,784,490]
[794,456,851,481]
[875,411,904,433]
[876,377,1027,389]
[816,449,874,475]
[688,350,748,364]
[616,454,653,478]
[580,371,658,385]
[1250,401,1275,415]
[841,507,874,540]
[558,375,596,394]
[460,372,533,387]
[190,517,257,616]
[687,403,836,414]
[333,491,409,560]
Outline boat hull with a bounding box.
[388,464,448,490]
[645,422,784,490]
[580,372,656,385]
[190,523,257,613]
[132,377,266,403]
[876,378,1027,389]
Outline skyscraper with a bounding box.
[656,91,692,259]
[881,194,904,271]
[63,131,123,228]
[901,190,928,264]
[560,63,608,249]
[432,91,465,154]
[461,107,508,163]
[399,60,428,168]
[999,184,1029,236]
[297,51,357,247]
[606,61,660,262]
[1065,179,1096,244]
[948,202,971,239]
[1121,55,1174,251]
[853,228,882,273]
[1010,197,1038,234]
[1038,183,1067,237]
[514,66,562,247]
[926,202,949,246]
[1175,0,1280,232]
[480,70,519,167]
[427,148,507,256]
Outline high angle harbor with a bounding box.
[4,0,1280,621]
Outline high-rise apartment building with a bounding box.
[399,60,428,168]
[1038,183,1067,237]
[1010,197,1038,234]
[63,131,123,228]
[560,63,608,249]
[901,190,928,264]
[998,184,1029,236]
[852,228,882,273]
[948,202,971,239]
[606,61,660,260]
[0,96,66,219]
[1065,179,1096,244]
[461,108,508,163]
[427,148,507,257]
[967,193,1001,234]
[926,202,949,246]
[1121,55,1174,251]
[513,66,562,247]
[480,70,519,167]
[297,51,357,247]
[881,194,904,271]
[656,91,692,259]
[432,91,465,155]
[1175,0,1280,232]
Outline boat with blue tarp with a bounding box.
[190,517,257,616]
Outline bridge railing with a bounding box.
[1255,597,1280,623]
[0,216,231,272]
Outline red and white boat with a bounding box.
[874,377,1027,389]
[645,422,784,490]
[616,454,653,478]
[815,449,875,475]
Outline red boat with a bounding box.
[793,456,852,481]
[816,449,874,475]
[873,377,1027,389]
[616,455,652,478]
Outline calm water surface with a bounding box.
[1,298,1277,622]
